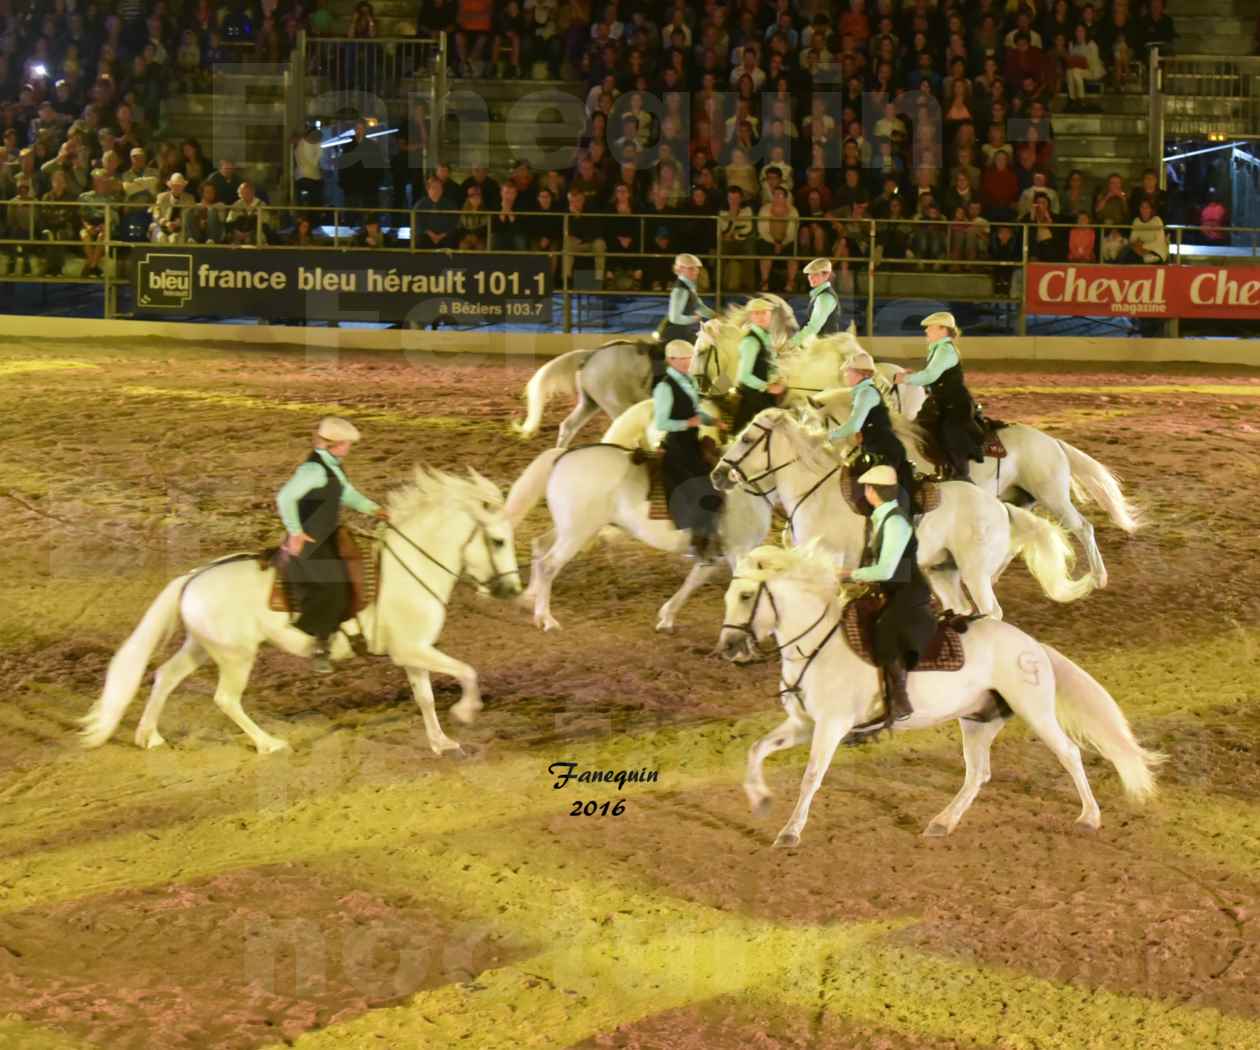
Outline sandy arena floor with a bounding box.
[0,339,1257,1049]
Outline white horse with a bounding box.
[718,544,1164,847]
[514,295,798,448]
[80,469,522,755]
[506,438,772,633]
[712,409,1095,620]
[805,385,1139,587]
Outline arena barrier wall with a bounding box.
[6,315,1260,368]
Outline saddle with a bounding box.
[266,526,379,617]
[917,405,1009,478]
[841,593,969,673]
[839,464,942,518]
[979,414,1010,459]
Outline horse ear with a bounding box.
[846,321,856,335]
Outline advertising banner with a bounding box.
[133,248,553,324]
[1026,263,1260,319]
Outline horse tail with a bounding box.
[80,573,190,748]
[1005,505,1096,603]
[513,349,596,440]
[1044,643,1165,802]
[505,447,566,526]
[1058,439,1140,534]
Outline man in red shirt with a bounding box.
[1003,32,1044,96]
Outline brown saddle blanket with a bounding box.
[840,465,942,518]
[917,409,1009,478]
[267,526,378,616]
[841,594,968,673]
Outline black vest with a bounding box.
[658,371,697,423]
[862,507,926,590]
[859,389,894,445]
[813,282,843,335]
[659,279,703,343]
[926,343,968,404]
[296,451,343,545]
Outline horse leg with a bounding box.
[954,542,1003,620]
[134,636,207,749]
[532,525,598,632]
[745,697,812,815]
[773,713,851,848]
[1003,658,1103,830]
[404,667,463,755]
[209,648,288,754]
[393,642,483,725]
[1039,492,1106,589]
[522,529,555,602]
[924,565,969,617]
[656,560,721,632]
[924,717,1007,837]
[556,388,603,449]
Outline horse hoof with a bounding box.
[749,795,772,817]
[923,821,951,838]
[257,737,291,755]
[1075,814,1102,832]
[655,619,675,633]
[432,741,466,758]
[772,831,800,849]
[136,730,166,750]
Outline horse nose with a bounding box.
[493,578,522,599]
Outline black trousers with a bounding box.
[662,428,723,538]
[287,534,350,639]
[872,582,937,670]
[918,393,985,478]
[732,386,779,435]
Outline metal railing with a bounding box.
[1150,50,1260,170]
[0,202,1256,329]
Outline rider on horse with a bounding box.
[786,258,843,349]
[894,311,985,481]
[653,339,726,561]
[731,298,784,434]
[828,349,917,509]
[840,464,937,724]
[656,253,715,384]
[277,416,389,674]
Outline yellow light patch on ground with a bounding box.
[0,359,97,377]
[976,384,1260,397]
[0,1018,96,1049]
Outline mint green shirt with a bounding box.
[276,447,380,535]
[850,500,912,583]
[788,281,839,347]
[904,337,959,386]
[736,325,774,392]
[652,366,715,432]
[667,276,714,324]
[828,378,882,440]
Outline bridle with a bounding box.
[722,575,845,698]
[381,512,519,608]
[692,342,721,394]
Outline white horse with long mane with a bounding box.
[805,380,1138,587]
[506,419,772,632]
[718,544,1164,847]
[80,468,522,755]
[713,408,1095,620]
[514,296,799,447]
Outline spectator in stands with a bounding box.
[1004,32,1044,97]
[38,169,78,273]
[719,185,754,292]
[461,163,500,210]
[1130,169,1166,219]
[415,174,458,248]
[1102,0,1140,89]
[1061,170,1094,221]
[1124,199,1168,263]
[1141,0,1177,53]
[285,213,328,247]
[990,224,1021,295]
[338,120,384,218]
[1094,172,1130,227]
[184,182,227,244]
[981,150,1021,218]
[149,171,193,242]
[457,184,489,249]
[1018,171,1060,219]
[564,187,606,286]
[391,102,431,211]
[798,188,831,259]
[122,147,159,202]
[757,185,800,291]
[490,180,527,251]
[1199,194,1228,244]
[1069,212,1098,262]
[1101,226,1127,262]
[454,0,492,77]
[206,158,242,207]
[1065,25,1106,111]
[355,216,395,248]
[604,183,642,290]
[294,125,326,212]
[226,179,266,244]
[78,168,118,277]
[1028,193,1060,260]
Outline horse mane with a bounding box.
[387,466,503,521]
[759,407,842,476]
[735,542,843,596]
[809,384,931,462]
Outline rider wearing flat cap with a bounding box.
[653,339,725,560]
[829,349,916,506]
[731,297,785,434]
[894,311,985,480]
[277,416,389,673]
[841,464,936,723]
[786,258,843,349]
[655,253,715,384]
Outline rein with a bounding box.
[718,420,796,505]
[380,515,519,609]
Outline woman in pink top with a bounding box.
[1068,212,1097,262]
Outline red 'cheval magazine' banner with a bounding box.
[1025,264,1260,319]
